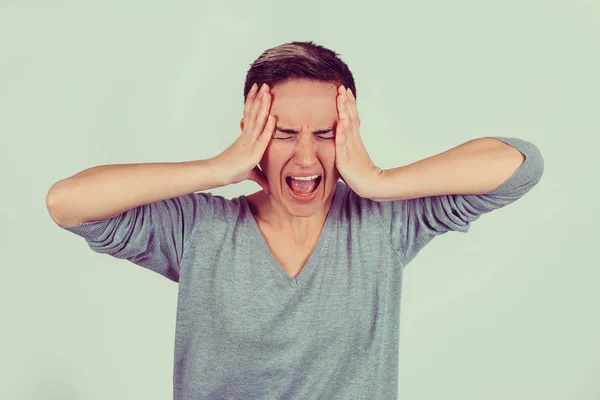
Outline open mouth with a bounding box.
[285,175,322,196]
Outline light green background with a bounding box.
[2,0,598,399]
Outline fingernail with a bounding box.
[261,83,268,92]
[340,85,346,91]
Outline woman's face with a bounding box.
[258,79,341,218]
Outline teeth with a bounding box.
[291,175,320,181]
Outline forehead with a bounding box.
[269,79,338,127]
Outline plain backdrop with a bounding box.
[1,1,598,399]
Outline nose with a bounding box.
[292,134,319,167]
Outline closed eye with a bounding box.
[274,125,336,140]
[318,135,335,140]
[274,134,335,140]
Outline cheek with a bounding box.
[260,146,285,176]
[258,150,270,172]
[318,143,337,164]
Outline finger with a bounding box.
[337,88,349,124]
[334,118,346,146]
[335,90,350,138]
[243,83,267,134]
[253,89,272,135]
[338,89,359,139]
[247,85,271,139]
[258,114,276,147]
[243,83,259,118]
[250,84,269,119]
[346,87,356,102]
[335,91,348,146]
[345,88,361,128]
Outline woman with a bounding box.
[46,41,544,399]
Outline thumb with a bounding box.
[248,166,270,194]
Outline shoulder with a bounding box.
[191,190,247,221]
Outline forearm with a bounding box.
[368,137,525,202]
[46,158,223,227]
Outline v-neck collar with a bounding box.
[241,181,345,289]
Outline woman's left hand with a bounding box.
[335,85,383,198]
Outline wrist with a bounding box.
[360,166,385,200]
[188,158,228,190]
[363,167,390,202]
[205,157,230,187]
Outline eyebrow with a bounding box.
[275,126,335,134]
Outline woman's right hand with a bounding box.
[210,82,275,194]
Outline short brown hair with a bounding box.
[243,41,357,103]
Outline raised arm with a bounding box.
[366,136,536,202]
[46,83,276,281]
[46,82,276,228]
[45,160,223,228]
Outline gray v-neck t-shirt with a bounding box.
[62,136,544,399]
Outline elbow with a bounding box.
[46,181,72,227]
[46,191,65,227]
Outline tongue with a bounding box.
[290,178,317,194]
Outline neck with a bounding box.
[248,189,335,245]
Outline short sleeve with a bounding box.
[375,136,545,266]
[61,192,214,282]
